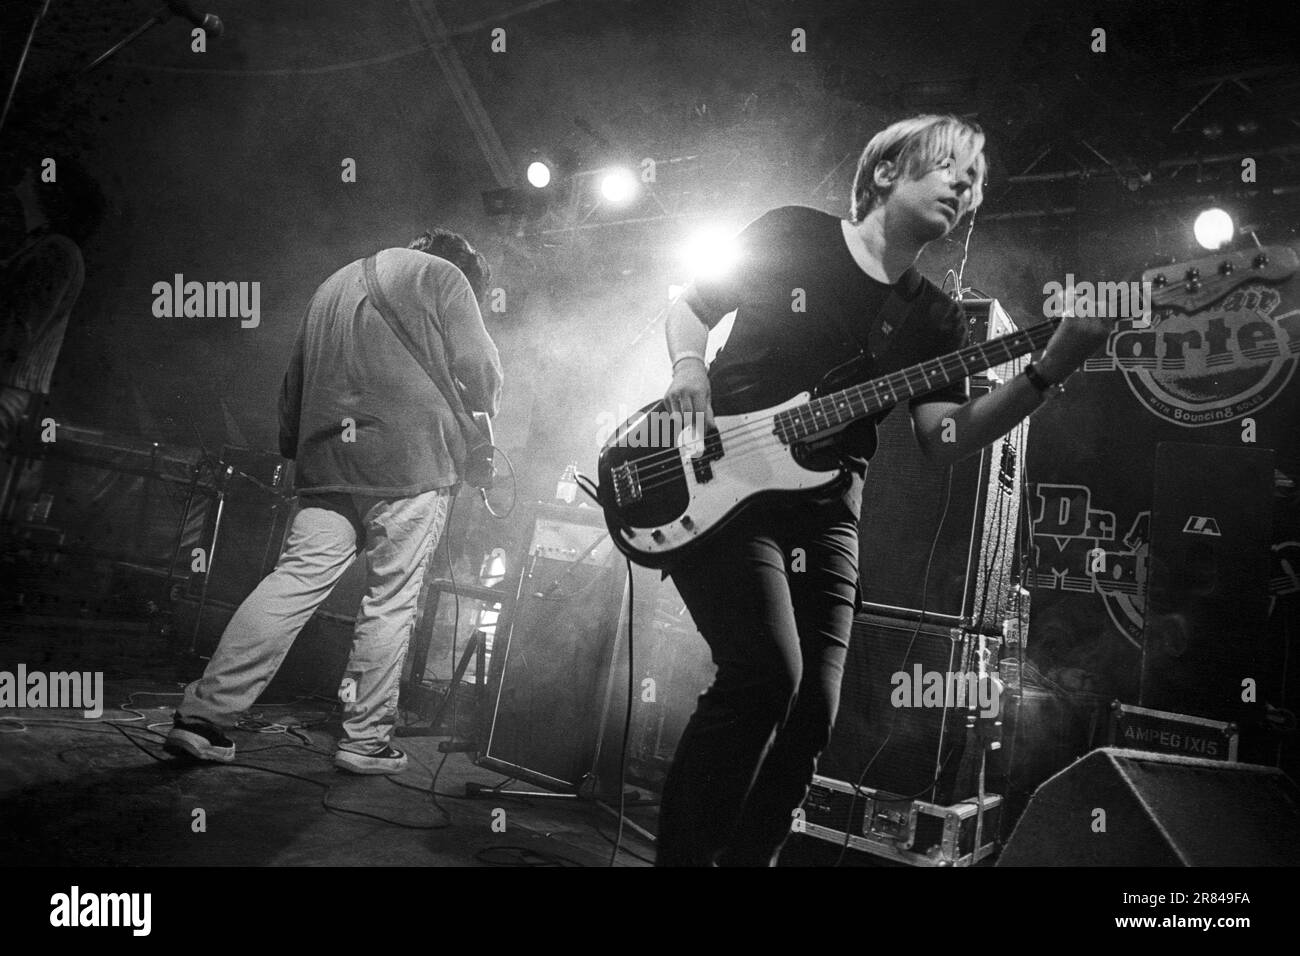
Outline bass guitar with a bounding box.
[595,243,1297,568]
[596,316,1058,568]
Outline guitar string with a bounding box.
[616,322,1057,498]
[621,326,1054,496]
[622,322,1053,475]
[625,386,989,501]
[615,261,1276,498]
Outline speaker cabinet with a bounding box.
[592,567,716,796]
[819,613,987,805]
[186,445,293,606]
[998,747,1300,866]
[1140,443,1274,723]
[477,504,626,791]
[858,378,1027,633]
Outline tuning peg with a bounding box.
[1253,252,1269,269]
[1218,261,1234,275]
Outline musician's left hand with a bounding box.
[1037,311,1113,381]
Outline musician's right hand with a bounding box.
[664,359,715,437]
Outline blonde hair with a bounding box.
[850,115,987,222]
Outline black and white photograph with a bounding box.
[1,0,1297,930]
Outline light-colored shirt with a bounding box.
[279,247,502,496]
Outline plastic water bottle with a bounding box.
[555,462,578,504]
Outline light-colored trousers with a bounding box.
[180,487,452,753]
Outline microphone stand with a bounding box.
[80,6,185,75]
[4,1,216,133]
[0,0,53,136]
[0,2,186,374]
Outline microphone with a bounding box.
[164,0,223,37]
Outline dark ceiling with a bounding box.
[5,0,1298,221]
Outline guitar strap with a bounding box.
[361,253,488,449]
[868,266,926,364]
[822,268,924,615]
[817,266,925,389]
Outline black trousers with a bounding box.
[657,498,859,866]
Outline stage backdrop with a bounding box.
[1024,245,1300,744]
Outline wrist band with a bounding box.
[1024,362,1064,398]
[673,353,706,371]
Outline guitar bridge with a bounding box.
[611,462,642,506]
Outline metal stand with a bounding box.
[0,404,36,531]
[163,457,209,590]
[468,783,581,801]
[401,625,487,740]
[400,578,509,743]
[189,463,233,654]
[594,798,657,844]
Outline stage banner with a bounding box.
[1023,245,1300,719]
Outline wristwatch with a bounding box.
[1024,362,1065,398]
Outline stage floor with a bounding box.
[0,618,656,868]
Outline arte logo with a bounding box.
[1085,285,1300,427]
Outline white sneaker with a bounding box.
[164,715,236,763]
[334,744,408,775]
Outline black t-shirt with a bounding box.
[685,204,970,518]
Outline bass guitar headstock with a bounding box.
[1145,245,1299,314]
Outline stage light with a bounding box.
[682,226,741,281]
[599,167,638,204]
[1194,208,1234,250]
[526,161,551,188]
